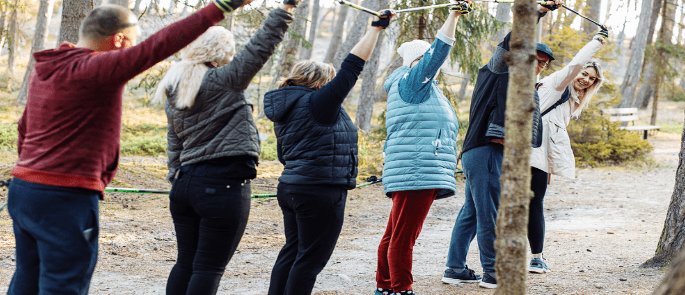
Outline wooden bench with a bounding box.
[601,108,661,139]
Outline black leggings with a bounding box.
[528,167,548,255]
[268,183,347,295]
[166,171,251,295]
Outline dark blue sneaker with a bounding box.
[528,257,551,273]
[441,265,481,284]
[479,272,497,289]
[374,288,392,295]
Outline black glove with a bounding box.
[540,1,559,11]
[596,27,609,38]
[371,10,393,29]
[214,0,244,12]
[450,2,472,15]
[283,0,300,7]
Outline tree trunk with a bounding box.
[618,0,654,108]
[456,73,470,102]
[562,0,584,27]
[650,75,661,125]
[355,0,390,132]
[643,111,685,269]
[7,0,19,82]
[0,4,7,47]
[324,5,348,63]
[57,0,93,45]
[299,0,320,60]
[678,0,685,45]
[494,0,537,293]
[331,0,377,71]
[109,0,129,8]
[132,0,143,15]
[583,0,602,35]
[373,54,401,103]
[635,0,676,110]
[268,0,310,90]
[653,247,685,294]
[17,0,55,104]
[490,3,511,53]
[647,0,665,44]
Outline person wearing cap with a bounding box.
[263,9,394,295]
[440,0,563,289]
[374,2,471,295]
[527,28,608,275]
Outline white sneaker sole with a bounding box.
[479,281,497,289]
[528,266,550,274]
[441,277,480,285]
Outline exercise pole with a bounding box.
[336,0,382,17]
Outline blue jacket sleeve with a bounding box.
[398,32,455,104]
[310,54,365,125]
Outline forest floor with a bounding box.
[0,105,682,294]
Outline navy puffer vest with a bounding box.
[264,86,358,189]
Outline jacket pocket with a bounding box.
[548,122,575,178]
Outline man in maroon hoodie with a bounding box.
[6,0,250,293]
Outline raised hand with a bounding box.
[540,0,563,12]
[371,9,395,29]
[450,0,472,16]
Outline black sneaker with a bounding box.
[528,257,551,274]
[441,265,481,284]
[374,288,392,295]
[479,272,497,289]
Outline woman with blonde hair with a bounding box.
[152,1,299,293]
[263,10,394,295]
[527,27,608,274]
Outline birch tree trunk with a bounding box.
[618,0,654,108]
[17,0,55,104]
[583,0,602,35]
[7,0,19,83]
[324,5,348,63]
[57,0,93,45]
[355,0,390,132]
[331,0,377,71]
[494,1,537,292]
[299,0,320,60]
[268,0,310,90]
[635,0,676,110]
[643,111,685,269]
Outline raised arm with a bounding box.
[214,4,296,90]
[310,11,394,125]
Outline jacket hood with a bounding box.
[263,86,315,122]
[33,43,93,80]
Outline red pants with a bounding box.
[376,189,438,292]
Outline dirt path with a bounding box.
[0,131,680,294]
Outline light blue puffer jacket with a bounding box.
[382,33,459,199]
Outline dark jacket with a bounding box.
[263,54,364,189]
[165,8,293,182]
[461,31,542,154]
[12,4,225,195]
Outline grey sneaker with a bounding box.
[478,272,497,289]
[528,257,551,274]
[441,265,481,284]
[374,288,392,295]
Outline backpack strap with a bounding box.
[540,86,571,118]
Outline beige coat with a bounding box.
[530,39,603,179]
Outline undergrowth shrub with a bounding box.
[567,94,653,167]
[357,130,384,180]
[0,123,18,151]
[256,119,278,161]
[120,134,167,156]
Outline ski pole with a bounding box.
[336,0,382,17]
[561,4,607,30]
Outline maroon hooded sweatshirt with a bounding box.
[12,3,224,197]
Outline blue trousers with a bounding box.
[7,178,99,295]
[446,144,503,273]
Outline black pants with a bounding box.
[528,167,549,254]
[166,166,251,295]
[268,183,347,295]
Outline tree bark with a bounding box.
[489,3,511,53]
[7,0,19,82]
[0,3,7,47]
[583,0,602,35]
[109,0,129,9]
[331,0,377,71]
[355,0,389,132]
[647,0,665,44]
[678,0,685,45]
[373,54,401,103]
[298,0,319,60]
[494,1,537,293]
[634,0,676,110]
[618,0,654,108]
[324,5,348,63]
[132,0,143,15]
[57,0,93,45]
[17,0,55,104]
[644,111,685,269]
[456,73,470,102]
[268,0,310,90]
[653,247,685,294]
